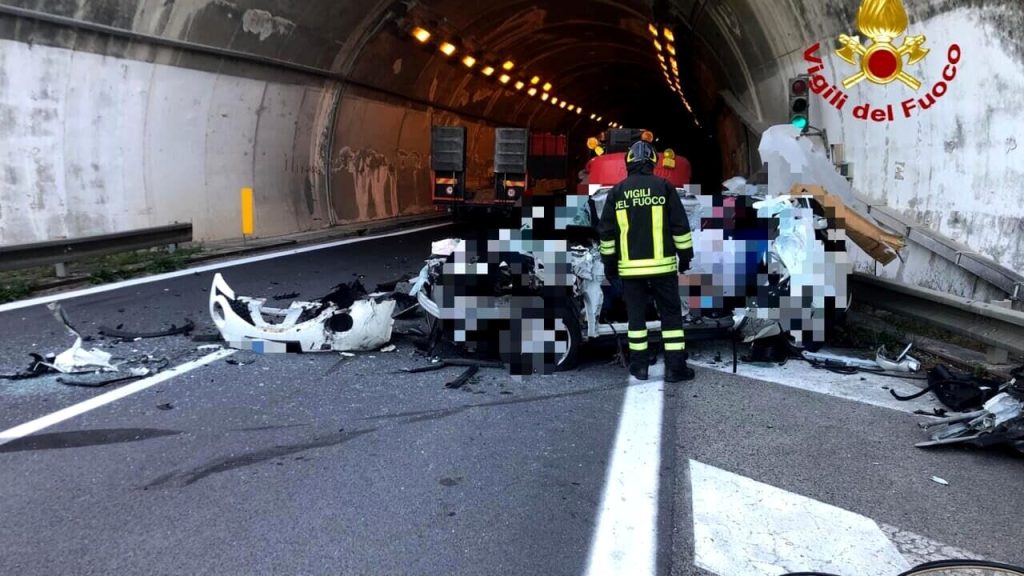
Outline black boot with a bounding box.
[665,353,695,383]
[665,363,695,382]
[629,350,649,381]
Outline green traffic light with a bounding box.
[792,116,808,129]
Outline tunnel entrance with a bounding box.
[384,0,748,198]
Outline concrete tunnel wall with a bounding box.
[0,0,1021,298]
[717,0,1024,297]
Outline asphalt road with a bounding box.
[1,223,1022,576]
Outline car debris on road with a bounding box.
[914,365,1023,454]
[0,303,175,387]
[209,272,404,353]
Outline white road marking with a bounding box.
[0,349,236,447]
[0,222,452,313]
[689,459,911,576]
[879,523,985,566]
[585,363,666,576]
[686,343,942,414]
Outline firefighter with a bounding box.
[598,140,695,382]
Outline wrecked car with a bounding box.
[409,184,853,374]
[407,125,920,374]
[209,273,398,352]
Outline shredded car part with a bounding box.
[915,368,1024,453]
[209,273,396,353]
[875,343,921,372]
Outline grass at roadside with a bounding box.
[0,245,204,304]
[87,245,203,284]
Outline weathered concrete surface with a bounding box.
[0,0,1020,297]
[0,37,334,243]
[703,0,1024,290]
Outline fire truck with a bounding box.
[430,125,569,222]
[577,128,692,194]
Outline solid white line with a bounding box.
[585,365,665,576]
[686,344,942,414]
[690,459,911,576]
[0,222,452,313]
[0,349,236,447]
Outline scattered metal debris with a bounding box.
[875,343,921,372]
[402,363,448,374]
[801,350,884,371]
[800,344,926,378]
[915,366,1024,454]
[400,358,506,374]
[892,364,1004,411]
[99,320,195,340]
[446,365,479,389]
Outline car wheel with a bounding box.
[553,304,582,372]
[498,303,582,374]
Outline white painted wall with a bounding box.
[0,39,333,245]
[738,4,1024,294]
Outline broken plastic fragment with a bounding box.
[930,476,949,486]
[209,273,395,353]
[381,345,397,353]
[48,337,116,374]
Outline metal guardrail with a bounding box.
[855,203,1024,302]
[0,224,193,276]
[850,272,1024,360]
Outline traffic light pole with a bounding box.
[799,125,831,161]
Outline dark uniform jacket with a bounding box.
[597,164,694,278]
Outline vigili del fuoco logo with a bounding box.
[801,0,961,122]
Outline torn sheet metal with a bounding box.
[209,273,396,352]
[917,392,1024,450]
[801,350,881,370]
[876,343,921,372]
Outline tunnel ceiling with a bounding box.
[376,0,709,138]
[1,0,742,141]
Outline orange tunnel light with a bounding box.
[412,27,431,43]
[439,42,456,56]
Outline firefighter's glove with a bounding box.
[678,257,692,274]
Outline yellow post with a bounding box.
[241,187,254,236]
